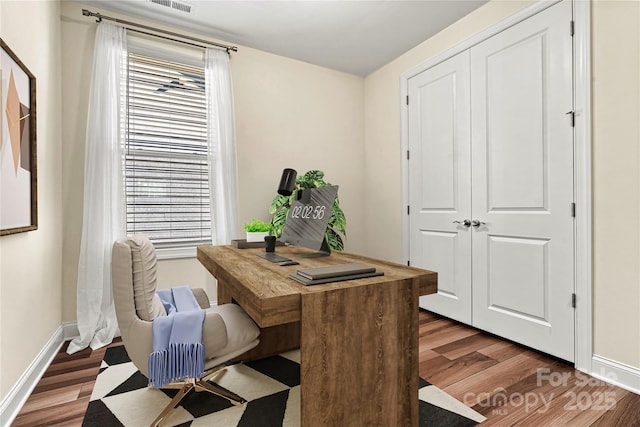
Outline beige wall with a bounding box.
[0,1,63,399]
[232,44,365,255]
[364,0,640,370]
[591,0,640,369]
[363,0,533,263]
[60,1,365,321]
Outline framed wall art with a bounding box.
[1,38,37,236]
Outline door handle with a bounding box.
[453,219,471,227]
[472,220,486,228]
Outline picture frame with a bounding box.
[1,38,37,236]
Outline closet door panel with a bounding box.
[485,34,546,209]
[408,51,472,324]
[470,0,575,361]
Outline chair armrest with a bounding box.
[192,287,211,309]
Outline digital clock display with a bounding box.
[281,185,338,253]
[289,204,327,220]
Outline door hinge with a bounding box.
[406,95,409,105]
[407,150,410,160]
[407,205,410,215]
[570,20,575,37]
[407,260,411,267]
[571,202,576,217]
[566,111,575,127]
[572,293,576,308]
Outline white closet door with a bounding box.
[408,51,472,324]
[470,0,575,361]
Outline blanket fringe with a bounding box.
[148,342,205,389]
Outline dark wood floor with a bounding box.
[417,311,640,426]
[12,310,640,426]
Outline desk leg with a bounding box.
[216,279,233,305]
[301,280,419,427]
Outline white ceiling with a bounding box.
[80,0,489,76]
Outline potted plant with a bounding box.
[244,219,271,242]
[269,170,347,251]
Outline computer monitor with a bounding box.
[281,185,338,257]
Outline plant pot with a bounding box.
[246,231,269,243]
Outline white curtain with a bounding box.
[67,23,127,354]
[205,49,238,244]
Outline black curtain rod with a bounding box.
[81,9,238,53]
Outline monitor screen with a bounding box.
[281,185,338,255]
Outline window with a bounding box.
[123,51,211,255]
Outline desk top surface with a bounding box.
[197,245,437,327]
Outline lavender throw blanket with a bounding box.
[148,286,205,388]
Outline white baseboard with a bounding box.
[62,321,79,341]
[592,354,640,395]
[0,326,65,427]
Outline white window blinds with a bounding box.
[123,52,211,249]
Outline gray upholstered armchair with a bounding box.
[111,235,260,426]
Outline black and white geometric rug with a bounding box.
[83,345,485,426]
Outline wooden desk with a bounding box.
[197,245,437,427]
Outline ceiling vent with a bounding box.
[148,0,192,14]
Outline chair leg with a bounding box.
[149,366,245,426]
[151,382,194,427]
[195,380,245,407]
[199,364,245,406]
[202,365,227,382]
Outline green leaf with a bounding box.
[325,228,344,251]
[270,206,289,238]
[298,170,326,189]
[269,194,289,215]
[243,218,271,232]
[330,203,347,236]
